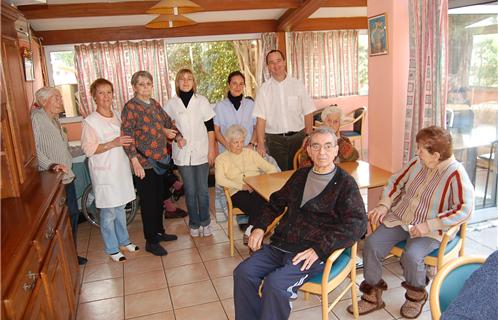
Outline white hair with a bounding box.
[225,124,247,143]
[35,87,58,107]
[320,105,343,123]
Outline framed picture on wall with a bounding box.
[21,47,35,81]
[368,13,388,56]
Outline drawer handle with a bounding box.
[22,271,38,292]
[45,226,55,240]
[58,197,66,207]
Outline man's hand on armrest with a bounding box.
[248,228,265,252]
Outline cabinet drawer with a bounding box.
[3,245,40,320]
[50,184,66,216]
[33,207,58,262]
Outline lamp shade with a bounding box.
[145,14,196,29]
[146,0,202,15]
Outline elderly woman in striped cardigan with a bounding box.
[348,126,474,319]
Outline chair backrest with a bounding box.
[430,256,486,320]
[352,107,366,134]
[292,147,311,170]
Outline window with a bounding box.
[45,45,79,118]
[448,3,498,211]
[358,32,369,95]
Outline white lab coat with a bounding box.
[164,94,215,166]
[83,112,135,208]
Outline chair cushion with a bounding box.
[439,263,482,312]
[340,130,360,137]
[394,235,461,257]
[307,248,352,284]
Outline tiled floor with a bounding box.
[75,189,497,320]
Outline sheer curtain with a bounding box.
[403,0,448,162]
[74,40,171,117]
[257,33,277,85]
[287,30,359,98]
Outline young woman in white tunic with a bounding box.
[81,78,139,262]
[164,69,216,237]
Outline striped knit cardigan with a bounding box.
[378,156,474,241]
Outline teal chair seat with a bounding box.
[438,262,482,312]
[394,235,461,257]
[308,248,352,284]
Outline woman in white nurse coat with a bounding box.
[164,69,216,237]
[81,78,139,262]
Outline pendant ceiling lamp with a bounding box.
[146,0,202,15]
[145,14,196,29]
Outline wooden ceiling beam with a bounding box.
[36,20,278,45]
[293,17,367,31]
[18,0,301,19]
[323,0,367,7]
[277,0,329,32]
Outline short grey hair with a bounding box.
[309,126,337,146]
[225,124,247,143]
[35,87,58,106]
[320,105,343,123]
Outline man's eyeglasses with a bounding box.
[309,142,336,151]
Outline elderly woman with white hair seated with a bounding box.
[215,124,278,242]
[297,105,359,168]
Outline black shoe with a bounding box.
[78,256,88,265]
[145,242,168,256]
[164,208,187,219]
[157,232,178,242]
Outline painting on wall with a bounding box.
[368,13,388,56]
[21,47,34,81]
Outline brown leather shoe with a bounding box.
[164,208,187,219]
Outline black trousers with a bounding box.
[265,130,305,171]
[135,169,166,243]
[231,190,267,226]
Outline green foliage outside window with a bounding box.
[167,42,240,103]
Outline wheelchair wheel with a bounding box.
[81,184,139,227]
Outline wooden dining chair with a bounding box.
[299,243,359,320]
[223,187,246,257]
[340,107,366,158]
[429,256,486,320]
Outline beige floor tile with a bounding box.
[194,231,230,247]
[124,255,163,275]
[124,288,172,319]
[165,262,210,286]
[124,270,167,295]
[290,305,338,320]
[85,249,114,265]
[83,262,124,283]
[234,240,250,256]
[127,311,175,320]
[291,291,321,311]
[198,243,233,261]
[204,256,243,279]
[165,222,190,235]
[382,286,430,319]
[162,235,195,252]
[220,298,235,320]
[326,279,359,303]
[170,280,219,309]
[162,248,202,269]
[332,299,395,320]
[174,301,228,320]
[77,297,124,320]
[79,278,124,303]
[356,267,403,289]
[212,276,234,300]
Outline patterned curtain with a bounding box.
[287,30,359,98]
[74,40,171,117]
[403,0,448,162]
[257,33,277,85]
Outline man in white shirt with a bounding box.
[253,50,315,170]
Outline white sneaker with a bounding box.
[124,243,140,252]
[110,251,126,262]
[190,228,200,237]
[202,225,213,237]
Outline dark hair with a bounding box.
[265,49,285,65]
[227,71,245,83]
[131,70,153,86]
[90,78,114,98]
[416,126,453,161]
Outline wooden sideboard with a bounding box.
[1,3,79,319]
